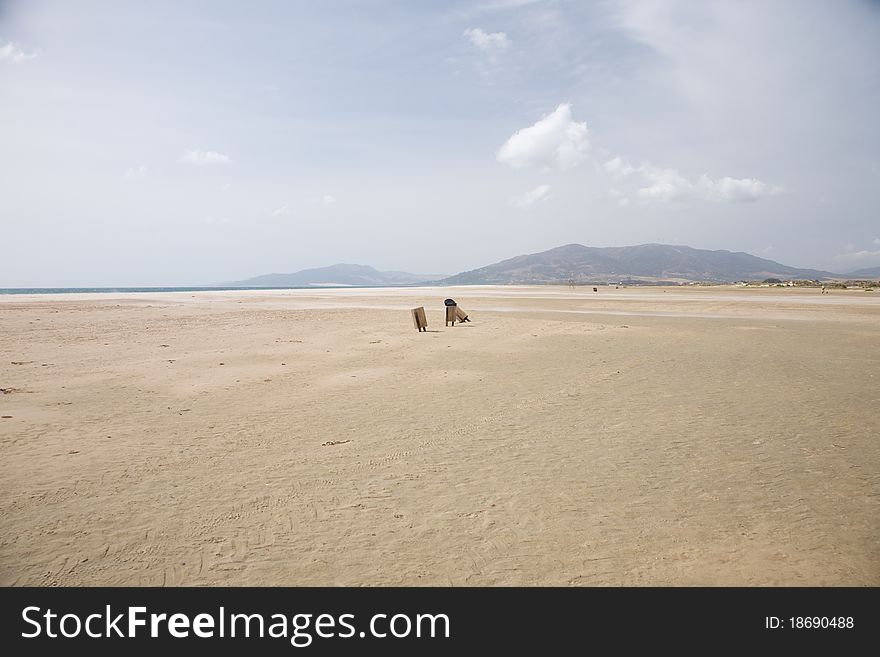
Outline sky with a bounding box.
[1,0,879,286]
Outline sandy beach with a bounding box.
[1,285,878,586]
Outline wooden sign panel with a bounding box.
[412,306,428,331]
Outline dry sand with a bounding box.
[1,285,878,585]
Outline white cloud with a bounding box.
[637,167,779,202]
[606,159,780,204]
[873,238,880,245]
[512,184,551,208]
[306,194,337,206]
[0,41,38,64]
[180,150,231,165]
[635,166,694,202]
[603,157,639,178]
[463,27,511,53]
[271,205,291,217]
[123,165,146,179]
[696,174,778,202]
[497,103,589,170]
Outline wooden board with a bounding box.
[411,306,427,331]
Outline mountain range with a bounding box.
[228,244,879,287]
[229,263,445,287]
[439,243,837,284]
[843,265,880,279]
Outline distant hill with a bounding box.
[228,263,444,287]
[439,243,836,284]
[843,265,880,279]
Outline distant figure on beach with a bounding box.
[568,279,575,289]
[821,285,827,294]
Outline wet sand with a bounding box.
[1,285,878,585]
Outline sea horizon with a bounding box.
[0,285,422,295]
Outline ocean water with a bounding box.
[0,286,353,295]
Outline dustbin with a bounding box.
[445,301,458,326]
